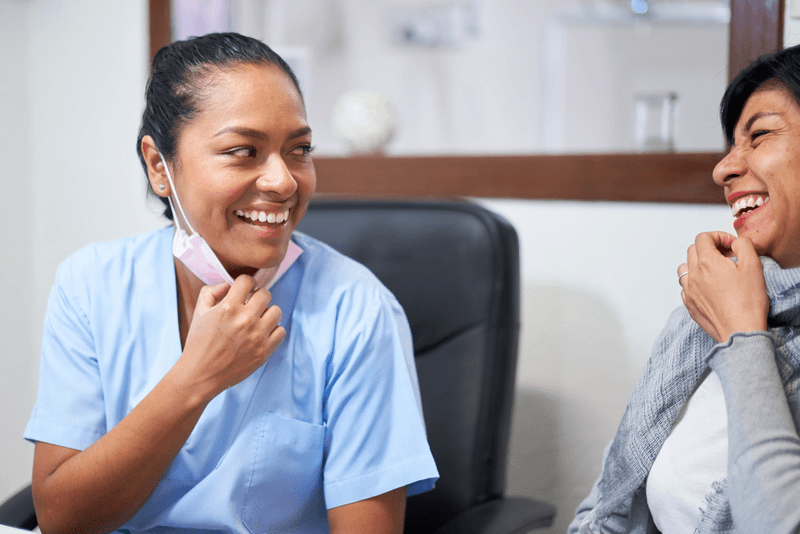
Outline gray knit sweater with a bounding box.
[568,257,800,533]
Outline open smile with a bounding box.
[730,193,770,231]
[235,208,290,227]
[731,194,769,219]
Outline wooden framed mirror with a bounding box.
[148,0,783,203]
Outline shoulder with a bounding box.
[292,231,398,307]
[290,232,409,351]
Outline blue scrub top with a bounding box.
[25,227,438,533]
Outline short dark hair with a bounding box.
[136,32,302,220]
[721,44,800,145]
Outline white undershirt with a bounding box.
[646,369,729,533]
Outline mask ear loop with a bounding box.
[158,152,196,235]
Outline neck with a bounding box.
[174,257,207,348]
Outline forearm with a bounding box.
[33,360,216,534]
[708,332,800,533]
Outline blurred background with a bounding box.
[2,1,798,532]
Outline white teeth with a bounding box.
[237,208,291,224]
[732,195,768,218]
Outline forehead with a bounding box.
[737,86,799,129]
[189,63,306,128]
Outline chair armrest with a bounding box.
[0,484,36,530]
[432,496,556,534]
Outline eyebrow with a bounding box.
[213,125,313,141]
[743,111,782,132]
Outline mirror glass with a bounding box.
[172,0,729,156]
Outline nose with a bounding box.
[256,154,298,199]
[712,146,747,187]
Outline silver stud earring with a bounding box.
[158,184,166,191]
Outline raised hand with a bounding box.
[181,276,285,397]
[678,232,768,343]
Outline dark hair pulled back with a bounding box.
[721,44,800,146]
[136,32,302,220]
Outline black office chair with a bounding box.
[0,198,555,533]
[0,484,35,530]
[297,198,555,534]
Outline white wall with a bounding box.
[267,0,727,156]
[551,21,726,152]
[786,5,800,46]
[0,0,161,501]
[0,2,734,533]
[0,0,34,500]
[477,199,730,533]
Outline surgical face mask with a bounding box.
[158,152,301,289]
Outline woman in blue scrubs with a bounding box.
[24,32,438,533]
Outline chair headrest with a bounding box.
[297,199,518,354]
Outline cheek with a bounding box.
[198,180,250,214]
[299,169,317,196]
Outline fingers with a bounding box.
[687,242,699,273]
[677,263,689,287]
[243,287,272,314]
[730,236,759,265]
[265,324,287,353]
[227,275,257,304]
[196,282,231,312]
[698,231,736,252]
[261,303,282,326]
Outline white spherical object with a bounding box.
[333,91,397,154]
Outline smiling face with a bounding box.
[713,85,800,268]
[164,63,315,276]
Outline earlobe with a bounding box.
[141,135,171,197]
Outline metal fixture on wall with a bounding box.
[393,0,484,47]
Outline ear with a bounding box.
[141,135,171,198]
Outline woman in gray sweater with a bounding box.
[570,45,800,533]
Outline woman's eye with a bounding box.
[292,145,316,157]
[751,130,769,141]
[227,147,256,157]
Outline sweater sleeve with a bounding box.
[706,332,800,533]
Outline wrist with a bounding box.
[163,356,220,409]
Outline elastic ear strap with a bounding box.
[158,152,196,235]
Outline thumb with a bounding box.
[195,282,231,313]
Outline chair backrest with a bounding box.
[296,198,521,533]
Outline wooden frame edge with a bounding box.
[312,153,726,203]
